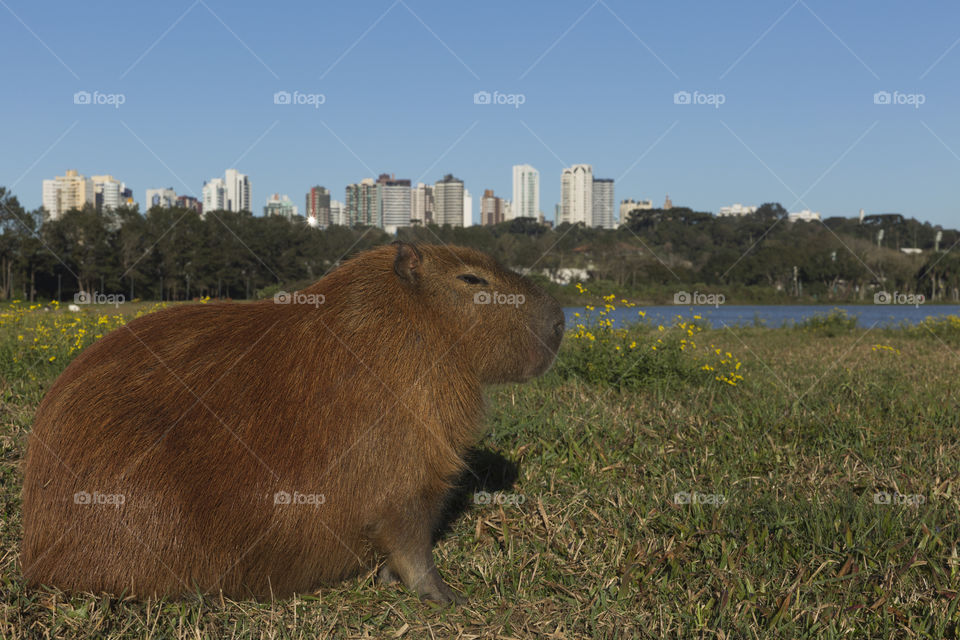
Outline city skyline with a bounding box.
[2,2,959,227]
[33,164,943,233]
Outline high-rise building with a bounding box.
[176,195,202,214]
[120,185,136,208]
[345,178,379,227]
[264,193,298,218]
[330,199,345,226]
[91,175,126,212]
[375,174,412,234]
[41,181,58,218]
[410,182,434,225]
[202,170,250,214]
[481,189,504,225]
[503,199,513,221]
[463,189,473,227]
[145,187,178,209]
[433,174,464,227]
[305,186,331,227]
[41,169,95,219]
[560,164,593,226]
[202,178,226,214]
[592,178,615,229]
[512,164,539,220]
[619,198,653,221]
[224,168,251,213]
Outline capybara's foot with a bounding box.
[381,544,464,604]
[422,577,464,605]
[377,563,400,585]
[406,565,463,604]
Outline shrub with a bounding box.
[555,284,744,388]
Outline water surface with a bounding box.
[562,304,960,328]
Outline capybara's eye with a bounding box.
[456,274,488,285]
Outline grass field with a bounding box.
[1,300,959,638]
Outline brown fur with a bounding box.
[21,243,564,602]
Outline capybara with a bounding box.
[21,242,564,603]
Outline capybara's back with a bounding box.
[21,243,564,602]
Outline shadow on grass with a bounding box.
[434,448,519,542]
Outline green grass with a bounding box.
[1,303,959,638]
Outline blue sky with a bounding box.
[1,0,958,226]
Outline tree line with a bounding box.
[1,187,958,303]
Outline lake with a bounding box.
[563,304,960,328]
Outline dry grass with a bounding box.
[2,310,959,638]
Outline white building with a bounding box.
[410,182,433,225]
[41,169,95,219]
[329,199,345,226]
[434,174,464,227]
[788,209,821,222]
[379,177,412,234]
[224,168,251,212]
[592,178,615,229]
[542,267,592,285]
[512,164,539,220]
[41,180,61,218]
[718,203,757,217]
[202,169,250,214]
[145,187,178,209]
[560,164,593,225]
[202,178,226,214]
[463,189,473,227]
[619,198,652,221]
[264,193,298,218]
[91,175,125,212]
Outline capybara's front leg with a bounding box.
[388,543,462,603]
[372,511,463,604]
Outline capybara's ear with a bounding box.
[392,241,422,282]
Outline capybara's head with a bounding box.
[387,242,564,384]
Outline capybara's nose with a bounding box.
[553,319,565,337]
